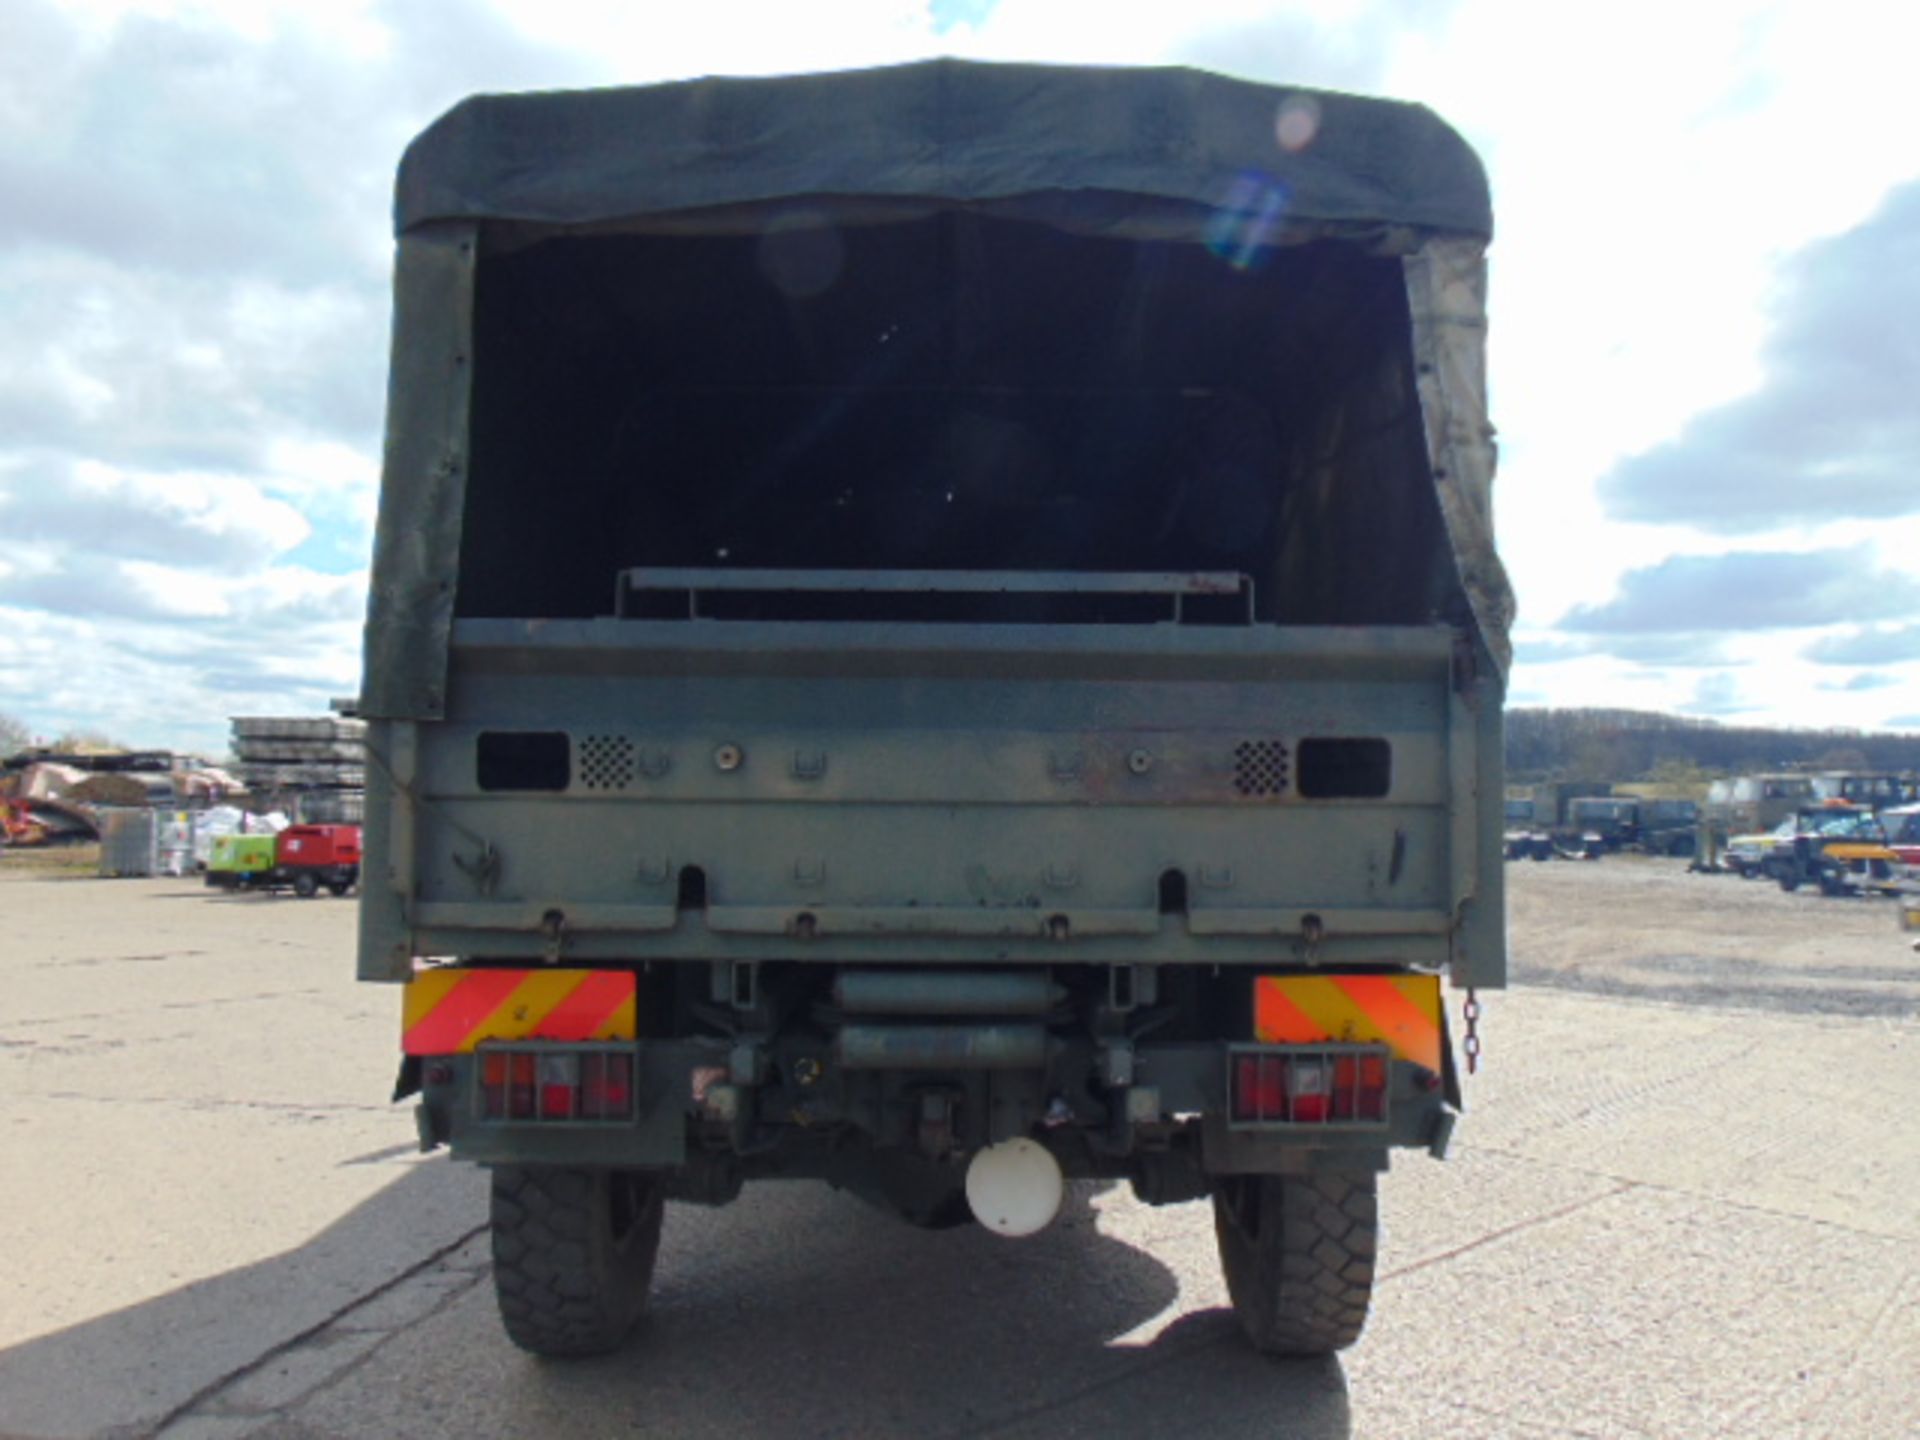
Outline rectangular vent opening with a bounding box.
[1297,738,1392,799]
[476,731,570,792]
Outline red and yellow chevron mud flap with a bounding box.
[402,968,636,1055]
[1253,973,1443,1074]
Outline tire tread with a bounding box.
[490,1166,663,1358]
[1213,1171,1378,1357]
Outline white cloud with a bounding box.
[1396,2,1920,644]
[0,603,353,755]
[490,0,939,81]
[0,460,310,567]
[260,437,381,529]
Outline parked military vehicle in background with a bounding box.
[1636,798,1699,857]
[1503,798,1553,861]
[1501,787,1699,864]
[359,61,1510,1361]
[1517,780,1611,830]
[1503,790,1697,864]
[1503,780,1612,859]
[1705,774,1816,844]
[1566,795,1638,852]
[1810,773,1919,811]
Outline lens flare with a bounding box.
[757,208,845,299]
[1206,172,1289,272]
[1275,95,1322,154]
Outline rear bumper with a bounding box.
[408,1036,1453,1180]
[398,961,1458,1185]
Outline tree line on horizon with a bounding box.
[1505,707,1920,783]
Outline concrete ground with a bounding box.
[0,860,1914,1439]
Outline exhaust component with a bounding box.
[834,1023,1047,1070]
[833,970,1061,1015]
[966,1138,1065,1238]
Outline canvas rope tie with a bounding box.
[1462,989,1482,1074]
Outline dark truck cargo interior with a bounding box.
[456,210,1457,628]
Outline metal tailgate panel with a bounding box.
[355,618,1498,976]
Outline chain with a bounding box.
[1462,988,1482,1075]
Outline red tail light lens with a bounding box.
[539,1053,580,1118]
[1232,1055,1287,1121]
[479,1048,635,1122]
[1288,1059,1332,1123]
[580,1053,634,1118]
[1231,1049,1389,1125]
[1331,1054,1389,1121]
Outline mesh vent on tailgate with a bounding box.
[1233,740,1291,797]
[575,734,636,791]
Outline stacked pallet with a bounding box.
[230,716,366,822]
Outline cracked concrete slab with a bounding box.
[0,875,485,1439]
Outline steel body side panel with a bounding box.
[1460,658,1507,985]
[357,723,411,981]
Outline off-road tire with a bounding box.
[1213,1171,1377,1357]
[491,1166,664,1358]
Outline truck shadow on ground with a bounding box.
[0,1171,1352,1439]
[0,1161,486,1439]
[471,1181,1353,1439]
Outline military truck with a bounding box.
[1809,772,1919,812]
[1503,798,1553,861]
[359,60,1510,1360]
[1565,795,1638,852]
[1635,797,1699,857]
[1705,773,1816,841]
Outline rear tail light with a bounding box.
[479,1047,635,1122]
[1233,1054,1286,1119]
[1230,1047,1389,1125]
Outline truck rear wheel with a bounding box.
[1213,1171,1377,1356]
[491,1166,663,1358]
[292,871,319,898]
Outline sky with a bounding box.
[1,0,1917,756]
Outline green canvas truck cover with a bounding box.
[363,59,1511,721]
